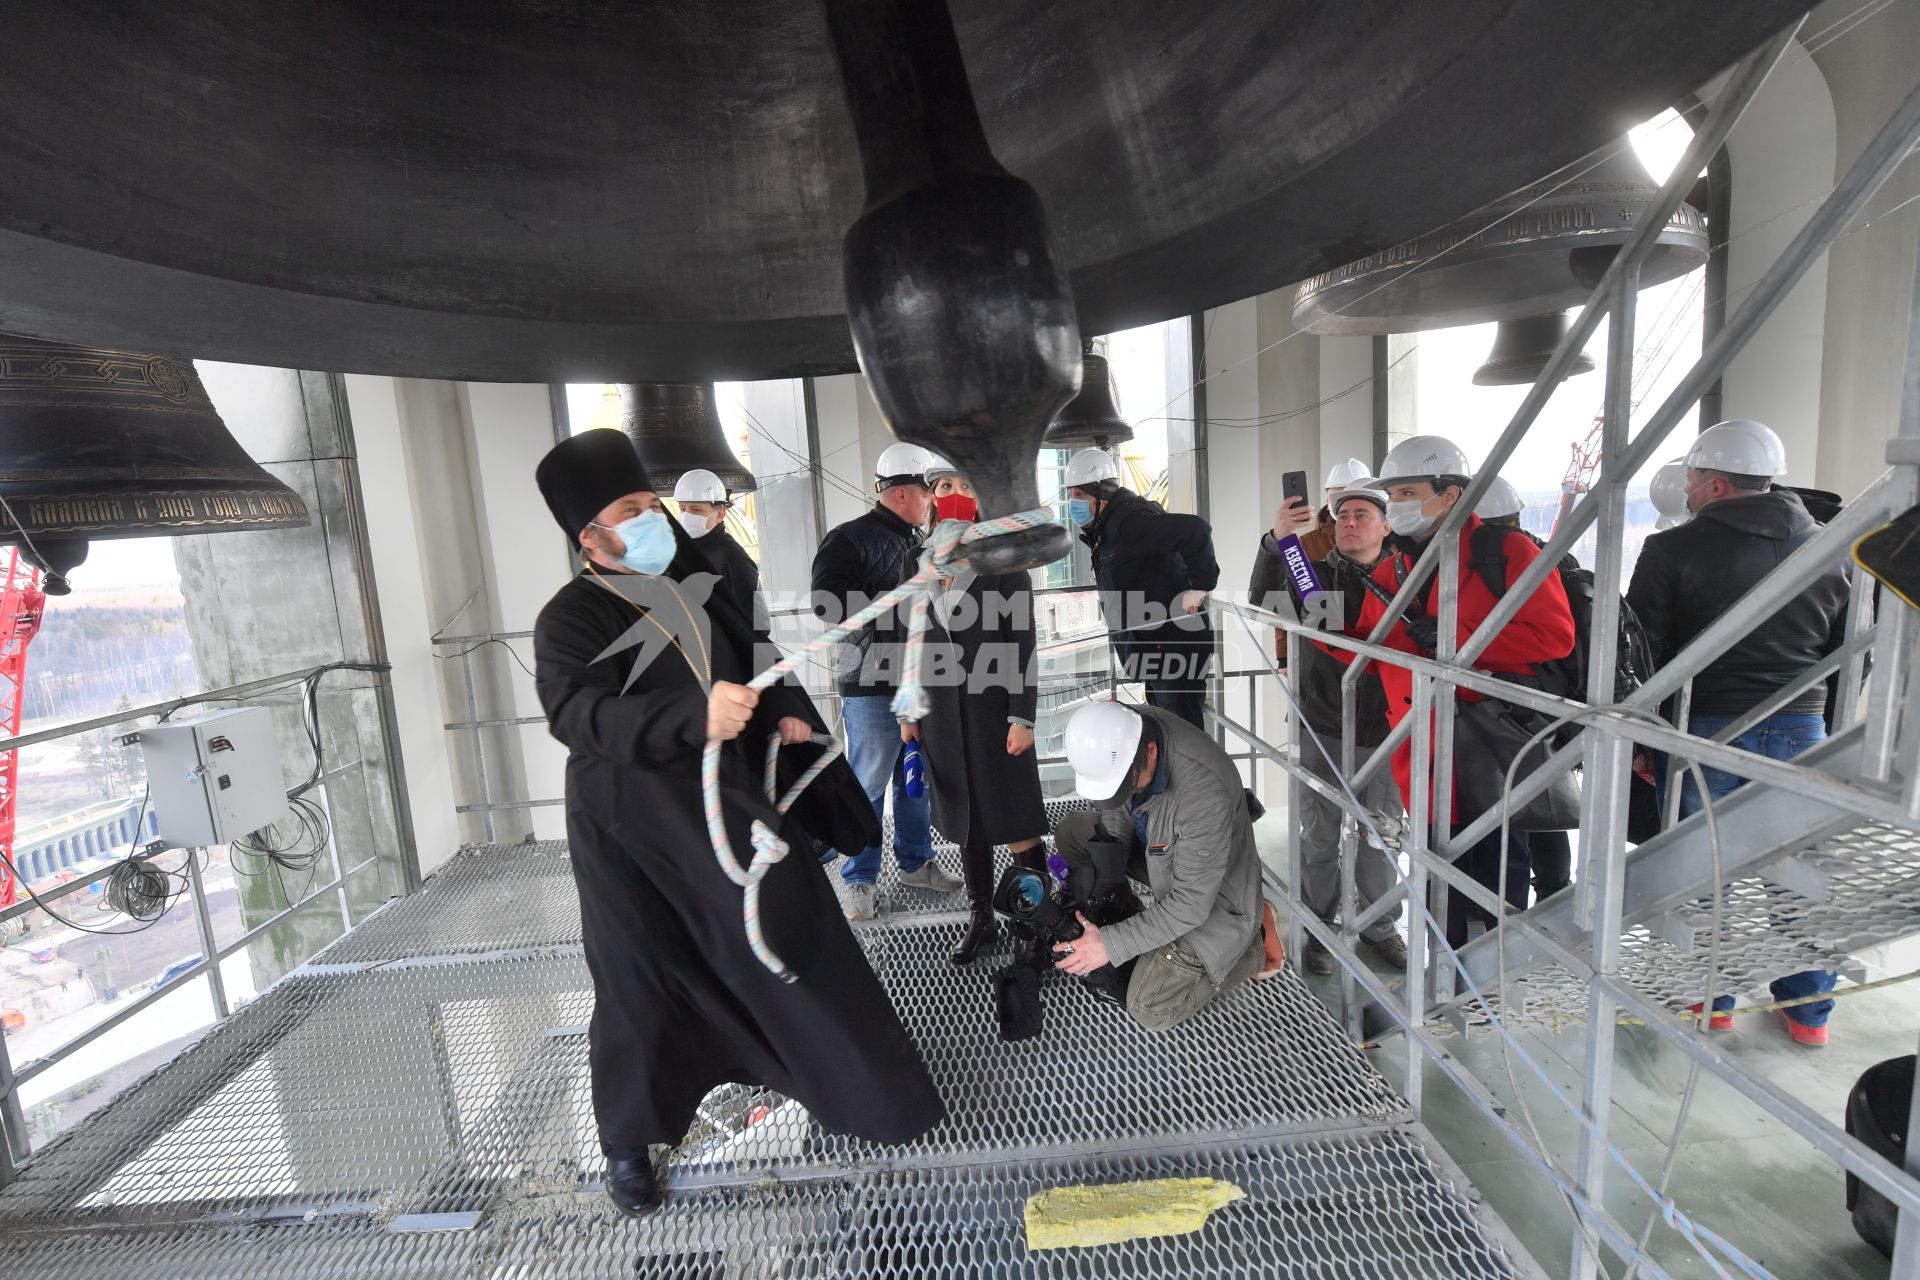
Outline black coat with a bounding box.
[1079,488,1219,676]
[689,525,763,630]
[533,553,943,1158]
[919,569,1048,848]
[1626,489,1848,716]
[811,503,925,698]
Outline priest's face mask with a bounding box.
[582,491,669,570]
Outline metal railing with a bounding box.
[0,664,395,1187]
[434,583,1272,826]
[1197,35,1920,1279]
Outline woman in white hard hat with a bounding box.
[906,457,1050,964]
[672,468,762,626]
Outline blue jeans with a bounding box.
[837,694,935,886]
[1679,711,1836,1027]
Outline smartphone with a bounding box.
[1282,469,1310,512]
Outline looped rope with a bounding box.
[700,507,1055,979]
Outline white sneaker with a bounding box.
[898,861,963,893]
[843,883,877,921]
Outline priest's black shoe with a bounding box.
[950,911,999,966]
[605,1156,664,1218]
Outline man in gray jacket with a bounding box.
[1051,701,1266,1031]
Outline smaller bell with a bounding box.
[0,333,311,592]
[1472,312,1598,387]
[20,538,87,596]
[1043,341,1135,450]
[618,383,757,494]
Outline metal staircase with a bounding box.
[1444,724,1920,1029]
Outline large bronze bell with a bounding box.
[0,3,1806,380]
[1292,143,1709,336]
[0,333,310,592]
[1043,341,1135,450]
[618,384,757,494]
[1472,312,1599,387]
[827,0,1078,574]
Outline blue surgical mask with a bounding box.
[596,509,676,575]
[1067,498,1095,527]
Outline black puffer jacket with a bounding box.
[690,526,764,631]
[1079,488,1219,658]
[811,503,924,697]
[1626,489,1848,716]
[1248,536,1390,745]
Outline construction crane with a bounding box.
[1552,271,1706,535]
[0,547,47,908]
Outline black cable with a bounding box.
[0,843,192,937]
[434,637,537,681]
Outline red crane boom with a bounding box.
[1,548,47,908]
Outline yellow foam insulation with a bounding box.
[1023,1177,1246,1250]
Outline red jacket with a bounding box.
[1338,514,1576,818]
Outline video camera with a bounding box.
[990,830,1141,1042]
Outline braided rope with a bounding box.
[701,507,1056,979]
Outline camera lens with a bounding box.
[1009,870,1047,915]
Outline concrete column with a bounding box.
[342,375,464,877]
[1719,37,1835,483]
[1203,296,1283,798]
[811,374,889,536]
[729,378,818,605]
[456,382,572,840]
[1163,319,1205,518]
[1318,335,1376,475]
[1812,0,1920,499]
[1385,333,1421,447]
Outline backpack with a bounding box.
[1467,524,1654,705]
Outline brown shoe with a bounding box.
[1365,932,1409,971]
[1255,900,1286,979]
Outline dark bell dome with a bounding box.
[0,1,1805,382]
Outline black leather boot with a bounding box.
[605,1154,664,1217]
[950,842,1000,966]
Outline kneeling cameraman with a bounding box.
[1051,701,1266,1031]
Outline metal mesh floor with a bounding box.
[0,1130,1524,1280]
[1453,821,1920,1032]
[1,836,1537,1278]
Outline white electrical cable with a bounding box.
[1227,608,1775,1280]
[1485,702,1733,1280]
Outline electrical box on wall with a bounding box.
[137,707,290,848]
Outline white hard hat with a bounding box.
[1656,513,1689,531]
[1685,419,1786,478]
[923,452,965,484]
[673,468,728,505]
[1064,447,1121,490]
[1064,700,1145,804]
[1474,476,1524,520]
[1324,456,1370,491]
[1648,459,1690,517]
[1329,476,1387,513]
[874,442,936,491]
[1378,434,1473,484]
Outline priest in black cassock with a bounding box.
[532,430,944,1217]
